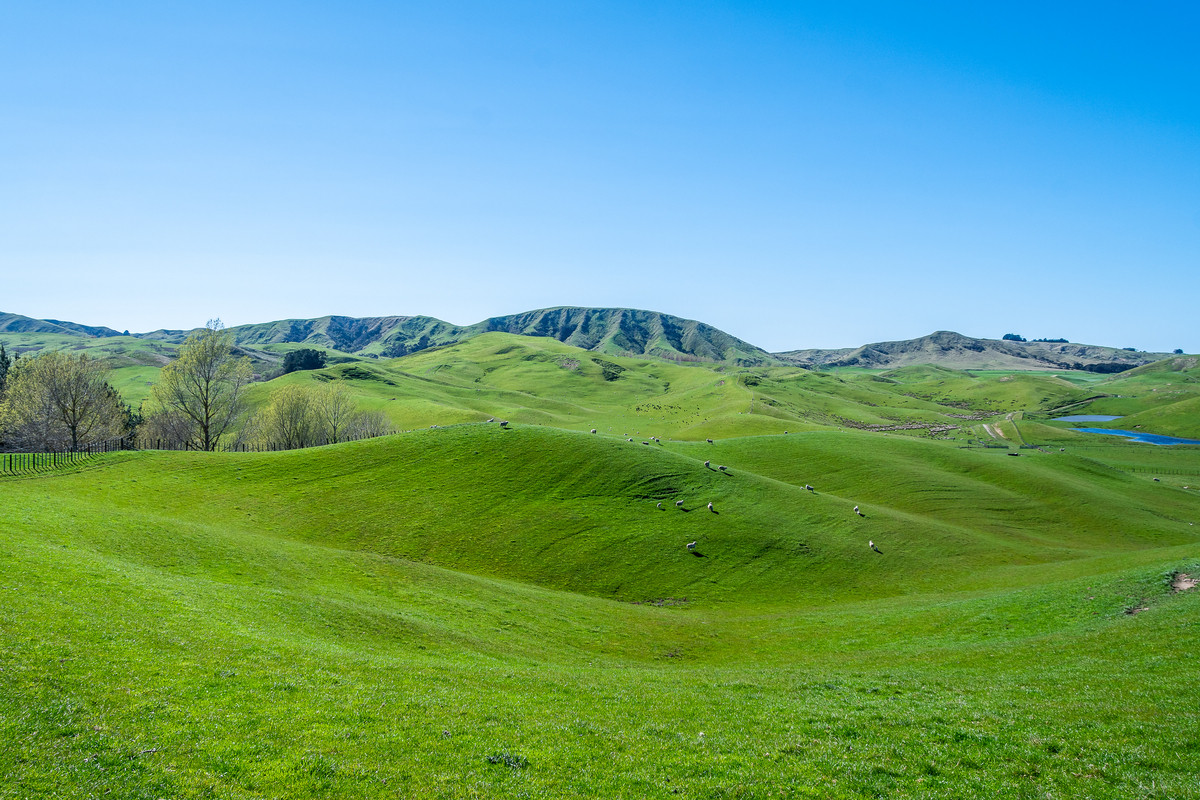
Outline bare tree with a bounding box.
[260,384,322,449]
[349,408,392,439]
[150,320,252,451]
[0,351,125,450]
[315,382,357,444]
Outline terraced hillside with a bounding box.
[3,423,1199,797]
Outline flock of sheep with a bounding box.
[492,418,885,556]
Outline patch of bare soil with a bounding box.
[1172,573,1197,593]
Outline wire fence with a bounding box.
[139,428,397,453]
[1,427,398,477]
[0,436,134,477]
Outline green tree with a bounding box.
[0,350,126,450]
[0,342,11,396]
[149,320,253,451]
[282,348,327,374]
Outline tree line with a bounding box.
[0,321,391,453]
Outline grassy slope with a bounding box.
[3,427,1200,798]
[250,334,1093,444]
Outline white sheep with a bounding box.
[718,465,727,471]
[676,499,684,507]
[704,460,711,468]
[687,541,697,551]
[707,502,714,512]
[854,505,863,516]
[657,502,663,509]
[805,484,814,492]
[499,420,509,428]
[591,428,597,434]
[869,540,882,554]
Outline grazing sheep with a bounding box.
[854,505,863,516]
[718,465,727,472]
[706,438,714,444]
[805,484,814,492]
[676,499,684,507]
[687,541,697,551]
[707,502,714,512]
[643,441,650,445]
[657,502,663,509]
[1154,478,1160,482]
[591,428,597,434]
[704,460,711,468]
[869,540,882,554]
[486,417,495,423]
[499,420,509,428]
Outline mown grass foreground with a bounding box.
[3,424,1200,798]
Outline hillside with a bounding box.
[777,330,1170,371]
[3,309,1183,374]
[3,426,1199,797]
[242,333,1109,443]
[134,307,778,366]
[0,312,122,338]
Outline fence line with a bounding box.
[138,428,398,453]
[0,436,134,477]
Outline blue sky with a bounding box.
[2,1,1197,352]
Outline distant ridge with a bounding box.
[137,307,778,366]
[0,309,1180,371]
[0,312,122,338]
[775,330,1170,372]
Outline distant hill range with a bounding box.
[775,330,1171,373]
[0,309,1178,371]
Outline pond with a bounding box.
[1070,428,1200,446]
[1053,414,1123,422]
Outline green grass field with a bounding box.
[4,334,1200,797]
[3,419,1199,798]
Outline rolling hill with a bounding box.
[776,329,1171,371]
[134,307,779,366]
[3,308,1179,373]
[3,423,1199,797]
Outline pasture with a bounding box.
[3,418,1199,797]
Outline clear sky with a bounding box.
[2,1,1198,352]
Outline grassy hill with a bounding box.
[1026,356,1200,439]
[8,309,1181,376]
[131,307,778,366]
[246,334,1103,443]
[3,424,1199,797]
